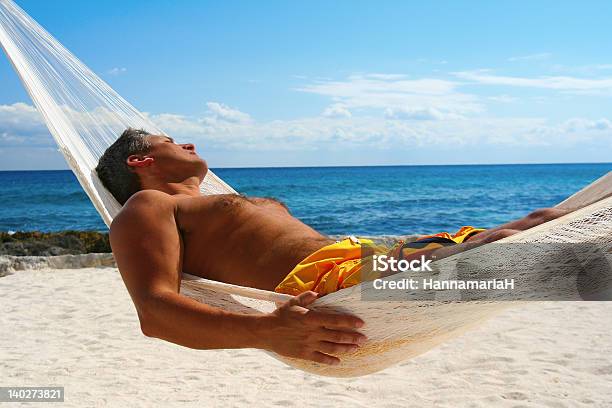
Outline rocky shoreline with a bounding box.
[0,231,110,256]
[0,253,116,276]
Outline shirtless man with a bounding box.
[96,128,569,365]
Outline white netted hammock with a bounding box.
[1,0,611,377]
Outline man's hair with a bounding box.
[95,128,153,205]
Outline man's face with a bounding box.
[130,135,208,183]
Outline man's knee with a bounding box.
[527,208,565,223]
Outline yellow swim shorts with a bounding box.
[274,226,485,296]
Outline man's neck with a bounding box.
[141,176,202,198]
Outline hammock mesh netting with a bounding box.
[1,0,610,377]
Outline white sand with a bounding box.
[1,264,611,407]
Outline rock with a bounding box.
[0,231,110,256]
[0,253,116,276]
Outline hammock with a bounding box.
[1,0,611,377]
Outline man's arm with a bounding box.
[110,190,366,365]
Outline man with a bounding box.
[96,128,570,365]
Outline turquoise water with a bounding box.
[0,163,609,235]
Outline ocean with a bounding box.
[0,163,610,235]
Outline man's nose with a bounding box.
[181,143,195,151]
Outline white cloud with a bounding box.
[3,57,612,170]
[562,118,612,132]
[590,64,612,71]
[384,107,452,121]
[488,94,518,103]
[107,67,127,75]
[365,73,408,80]
[205,102,251,124]
[2,101,610,158]
[592,118,612,130]
[322,104,352,118]
[415,58,449,65]
[508,53,552,62]
[0,102,50,146]
[150,108,612,154]
[455,70,612,94]
[296,73,482,115]
[551,63,612,75]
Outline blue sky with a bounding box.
[0,0,611,169]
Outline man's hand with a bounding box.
[258,291,367,365]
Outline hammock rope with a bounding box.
[1,0,611,377]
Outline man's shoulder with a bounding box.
[126,189,175,206]
[110,190,177,232]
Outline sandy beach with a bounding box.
[2,0,612,406]
[1,257,611,407]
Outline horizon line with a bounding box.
[0,161,610,172]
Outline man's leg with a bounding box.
[466,208,571,243]
[402,208,572,264]
[414,229,520,262]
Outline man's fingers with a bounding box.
[317,341,359,355]
[286,291,318,308]
[320,327,367,345]
[305,310,365,329]
[310,351,340,365]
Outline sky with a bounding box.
[0,0,611,170]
